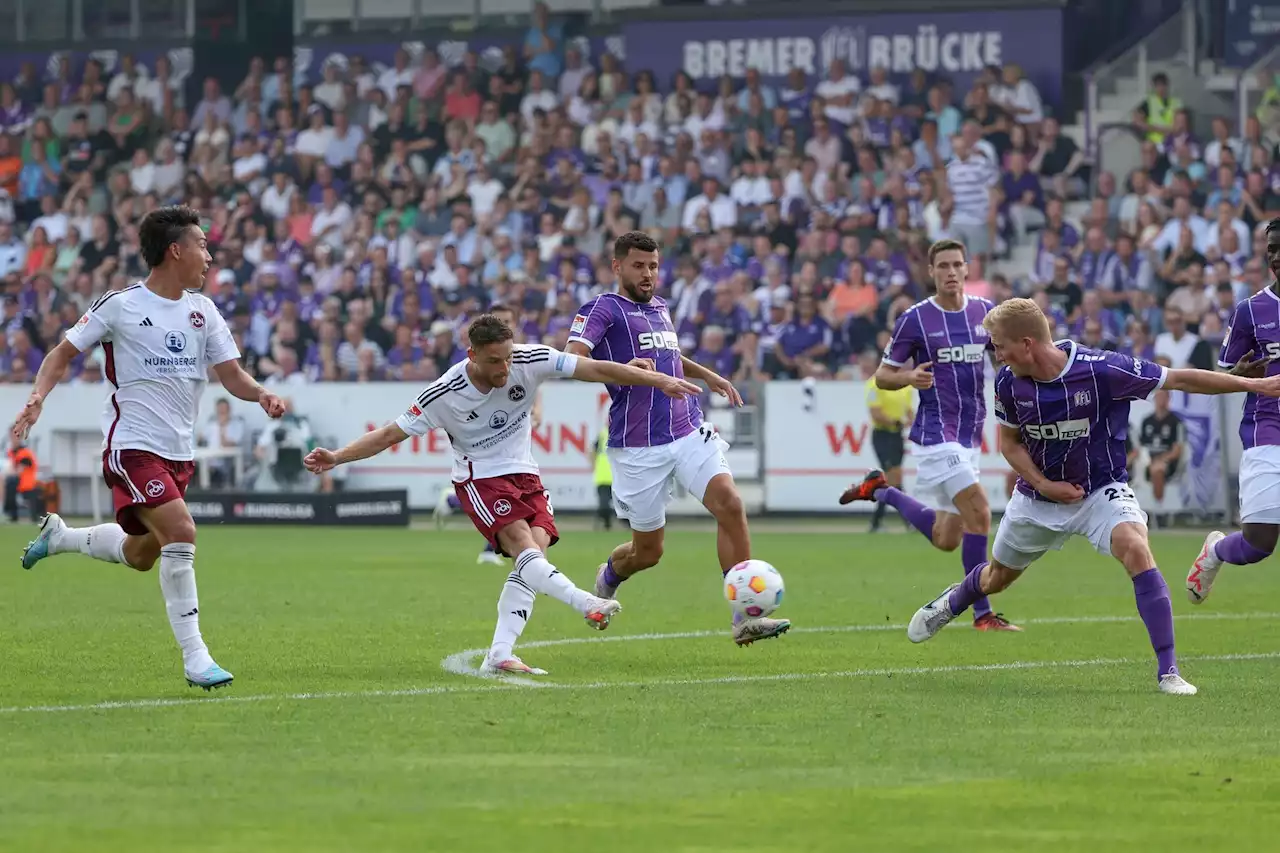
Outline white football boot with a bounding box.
[1186,531,1226,605]
[1158,673,1198,695]
[907,583,961,643]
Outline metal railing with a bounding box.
[1237,43,1280,136]
[1083,0,1197,160]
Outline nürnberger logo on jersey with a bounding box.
[189,311,205,329]
[489,410,509,429]
[164,331,187,353]
[508,385,526,402]
[144,479,166,498]
[493,499,512,516]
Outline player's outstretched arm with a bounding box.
[1164,368,1280,397]
[212,360,286,418]
[998,423,1084,504]
[304,423,410,473]
[12,339,79,440]
[571,358,701,398]
[680,355,744,406]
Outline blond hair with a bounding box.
[983,298,1052,343]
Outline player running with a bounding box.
[565,231,790,647]
[840,239,1019,633]
[17,205,286,691]
[1187,218,1280,603]
[303,313,701,675]
[905,299,1280,695]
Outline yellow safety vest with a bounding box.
[1145,94,1180,144]
[593,433,612,486]
[866,383,913,430]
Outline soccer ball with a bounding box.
[724,560,785,619]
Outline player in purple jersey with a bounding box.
[840,240,1020,633]
[566,231,791,646]
[1187,219,1280,603]
[905,299,1280,694]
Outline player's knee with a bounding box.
[705,485,745,524]
[1243,524,1279,554]
[934,531,961,552]
[159,520,197,546]
[1111,524,1154,572]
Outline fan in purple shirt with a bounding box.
[840,239,1018,633]
[566,231,790,647]
[1188,219,1280,606]
[907,296,1280,695]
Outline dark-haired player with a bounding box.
[840,239,1020,632]
[17,205,286,691]
[1188,218,1280,603]
[566,231,791,646]
[304,314,701,675]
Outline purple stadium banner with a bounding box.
[622,9,1064,105]
[0,46,194,89]
[294,33,626,84]
[1223,0,1280,67]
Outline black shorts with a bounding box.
[872,429,905,470]
[1147,460,1180,482]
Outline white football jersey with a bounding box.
[395,344,579,481]
[64,283,240,461]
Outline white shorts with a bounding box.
[607,424,732,533]
[911,442,981,513]
[993,483,1147,570]
[1238,446,1280,525]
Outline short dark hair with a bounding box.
[613,230,659,260]
[468,313,515,349]
[1265,218,1280,239]
[928,239,967,265]
[139,205,201,268]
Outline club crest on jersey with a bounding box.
[164,331,187,353]
[508,385,526,402]
[570,314,587,334]
[189,311,206,329]
[144,479,166,499]
[489,410,509,429]
[973,324,988,338]
[493,499,512,517]
[1073,390,1091,407]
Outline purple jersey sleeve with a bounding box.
[1102,350,1167,401]
[1220,300,1257,369]
[567,296,613,351]
[881,308,920,367]
[992,367,1016,428]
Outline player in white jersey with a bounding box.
[16,205,286,691]
[304,314,700,675]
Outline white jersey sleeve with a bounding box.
[513,344,579,384]
[202,300,241,365]
[65,290,123,352]
[395,373,462,436]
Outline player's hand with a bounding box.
[706,373,745,407]
[908,362,934,390]
[1229,350,1270,379]
[259,390,286,418]
[11,392,43,442]
[1039,480,1085,504]
[627,357,657,371]
[658,375,703,399]
[303,447,338,474]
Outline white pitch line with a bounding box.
[3,651,1278,717]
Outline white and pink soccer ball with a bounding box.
[724,560,785,619]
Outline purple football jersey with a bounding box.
[882,296,993,448]
[568,292,702,448]
[1220,288,1280,450]
[993,341,1167,500]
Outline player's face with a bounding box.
[929,248,967,299]
[1267,232,1280,281]
[612,248,660,303]
[988,325,1034,377]
[469,339,514,388]
[176,225,212,288]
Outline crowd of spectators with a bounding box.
[0,2,1276,403]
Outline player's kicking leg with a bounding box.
[481,520,620,676]
[842,470,1020,632]
[1186,524,1277,604]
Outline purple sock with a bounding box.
[947,563,988,617]
[1132,568,1179,679]
[878,488,936,540]
[446,493,463,511]
[1214,532,1272,565]
[602,556,624,589]
[961,533,993,618]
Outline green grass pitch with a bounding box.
[1,520,1278,852]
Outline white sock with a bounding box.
[54,523,128,565]
[488,574,536,663]
[513,548,592,613]
[158,543,212,672]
